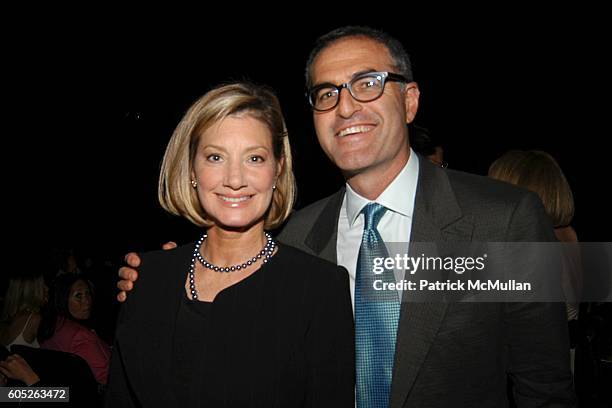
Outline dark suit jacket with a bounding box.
[278,156,576,408]
[105,243,354,407]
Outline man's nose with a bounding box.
[336,87,361,118]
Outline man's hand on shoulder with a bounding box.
[116,241,177,302]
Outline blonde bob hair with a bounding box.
[1,274,46,322]
[158,82,296,229]
[488,150,574,227]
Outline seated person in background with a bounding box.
[0,351,41,386]
[489,149,585,381]
[409,124,446,168]
[2,345,100,405]
[39,273,111,385]
[55,248,84,277]
[488,149,581,321]
[0,273,48,349]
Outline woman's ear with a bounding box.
[190,170,197,188]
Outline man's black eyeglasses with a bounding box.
[307,71,410,112]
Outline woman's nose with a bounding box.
[224,161,247,189]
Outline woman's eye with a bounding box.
[249,155,264,163]
[206,154,222,162]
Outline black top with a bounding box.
[174,292,210,405]
[106,243,354,408]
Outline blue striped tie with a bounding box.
[355,203,400,408]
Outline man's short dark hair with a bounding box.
[305,26,414,88]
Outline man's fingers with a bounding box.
[117,291,127,303]
[118,267,138,282]
[162,241,178,250]
[117,279,134,291]
[124,252,141,268]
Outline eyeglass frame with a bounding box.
[306,71,411,112]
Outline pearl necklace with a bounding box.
[188,232,276,300]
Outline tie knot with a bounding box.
[361,202,387,231]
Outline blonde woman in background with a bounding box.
[0,274,48,385]
[0,274,47,349]
[489,150,581,373]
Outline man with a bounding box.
[410,125,446,168]
[118,27,575,407]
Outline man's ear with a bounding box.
[404,83,420,124]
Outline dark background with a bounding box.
[9,13,610,267]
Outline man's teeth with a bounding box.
[337,126,372,137]
[221,196,250,203]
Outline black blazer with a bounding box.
[105,243,354,407]
[278,156,576,407]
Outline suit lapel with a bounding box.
[304,188,345,263]
[390,158,474,408]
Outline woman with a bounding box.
[106,83,354,407]
[0,274,47,386]
[488,149,580,318]
[0,274,47,350]
[488,150,581,374]
[39,274,111,385]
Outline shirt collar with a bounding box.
[345,149,419,227]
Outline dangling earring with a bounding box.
[191,180,197,188]
[272,185,276,190]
